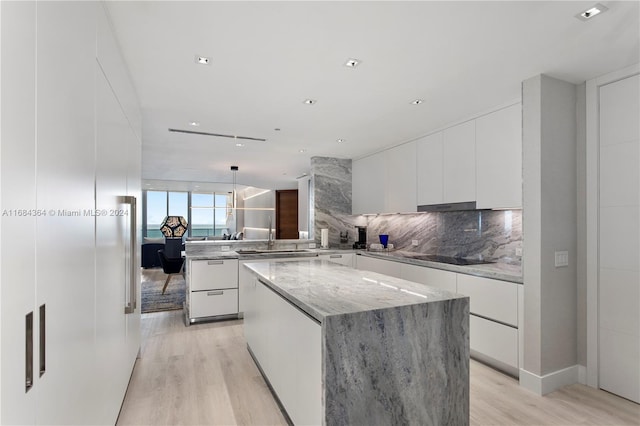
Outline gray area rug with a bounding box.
[141,268,186,313]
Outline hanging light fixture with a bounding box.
[230,165,238,209]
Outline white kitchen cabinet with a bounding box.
[319,253,355,268]
[355,255,402,278]
[191,259,238,291]
[352,143,416,215]
[352,153,386,214]
[400,263,457,292]
[443,121,476,203]
[456,274,518,326]
[470,315,519,374]
[245,277,322,426]
[385,142,417,213]
[416,132,444,206]
[476,104,522,209]
[1,2,141,424]
[1,2,38,423]
[189,259,239,320]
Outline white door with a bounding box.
[598,73,640,403]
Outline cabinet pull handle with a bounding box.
[25,311,33,393]
[207,260,224,265]
[39,304,46,377]
[207,290,224,296]
[120,196,137,314]
[330,254,343,259]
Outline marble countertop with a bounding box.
[185,248,356,261]
[244,259,466,323]
[359,250,523,284]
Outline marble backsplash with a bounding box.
[365,210,522,266]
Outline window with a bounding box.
[143,190,232,238]
[143,191,188,238]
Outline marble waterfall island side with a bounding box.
[243,259,470,426]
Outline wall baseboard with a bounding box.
[519,365,580,395]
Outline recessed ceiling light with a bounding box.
[299,149,306,153]
[337,138,345,143]
[195,55,210,65]
[274,128,281,131]
[576,3,608,21]
[235,143,245,147]
[189,121,200,127]
[344,58,361,68]
[411,99,424,105]
[282,172,287,176]
[303,99,317,105]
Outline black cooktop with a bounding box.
[409,254,494,266]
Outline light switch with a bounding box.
[555,251,569,267]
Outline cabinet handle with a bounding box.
[25,311,33,393]
[120,196,137,314]
[39,304,46,377]
[329,254,343,259]
[207,260,224,265]
[207,290,224,296]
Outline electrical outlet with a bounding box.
[555,250,569,267]
[412,239,419,246]
[309,243,316,249]
[221,246,230,251]
[515,248,523,257]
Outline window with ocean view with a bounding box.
[143,190,232,238]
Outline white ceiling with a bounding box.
[106,1,640,190]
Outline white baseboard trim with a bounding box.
[578,365,587,385]
[519,365,580,395]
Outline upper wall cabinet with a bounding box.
[352,143,417,214]
[386,142,417,213]
[416,132,444,205]
[443,121,476,203]
[353,152,386,214]
[476,104,522,209]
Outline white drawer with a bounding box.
[190,288,238,319]
[400,263,457,293]
[470,314,518,371]
[456,274,518,326]
[190,259,238,291]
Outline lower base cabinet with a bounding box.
[244,277,321,425]
[470,315,519,376]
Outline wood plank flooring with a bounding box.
[117,310,640,426]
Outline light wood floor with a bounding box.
[117,310,640,426]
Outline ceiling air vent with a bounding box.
[168,128,266,142]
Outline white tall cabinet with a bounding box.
[443,121,476,203]
[1,2,142,424]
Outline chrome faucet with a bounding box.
[268,215,274,250]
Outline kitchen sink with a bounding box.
[236,249,312,255]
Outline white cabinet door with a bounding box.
[416,132,444,206]
[352,153,386,214]
[400,263,457,293]
[443,121,476,203]
[470,315,519,372]
[35,2,99,424]
[456,274,518,327]
[476,104,522,209]
[385,142,417,213]
[0,1,38,423]
[190,259,238,291]
[355,256,402,278]
[319,253,355,268]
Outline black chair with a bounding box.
[157,249,185,295]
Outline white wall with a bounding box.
[522,74,578,393]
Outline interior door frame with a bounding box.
[585,63,640,388]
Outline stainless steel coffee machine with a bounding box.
[353,225,367,249]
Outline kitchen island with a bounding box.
[243,259,469,426]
